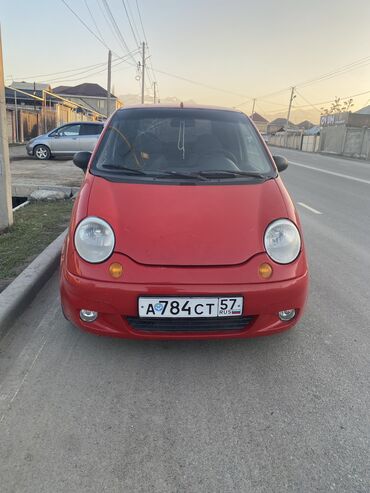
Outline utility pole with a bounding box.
[251,98,256,116]
[107,50,112,118]
[42,90,47,133]
[153,81,157,104]
[286,86,295,129]
[14,88,18,142]
[0,25,13,230]
[141,42,145,104]
[285,86,295,147]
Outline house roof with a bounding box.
[356,105,370,115]
[53,82,116,98]
[298,120,314,129]
[250,112,268,123]
[269,117,297,127]
[10,81,51,91]
[52,85,70,93]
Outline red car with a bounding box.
[60,105,308,339]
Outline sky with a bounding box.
[2,0,370,123]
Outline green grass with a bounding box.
[0,200,73,280]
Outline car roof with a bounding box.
[117,103,245,114]
[60,121,103,125]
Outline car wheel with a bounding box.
[34,145,51,160]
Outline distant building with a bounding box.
[5,81,106,142]
[10,81,51,94]
[250,112,269,133]
[297,120,314,130]
[53,83,122,116]
[267,118,297,135]
[355,105,370,115]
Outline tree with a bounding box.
[320,97,354,115]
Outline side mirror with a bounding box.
[273,155,289,173]
[73,151,91,173]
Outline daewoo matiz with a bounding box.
[60,105,308,339]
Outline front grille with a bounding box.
[126,316,254,333]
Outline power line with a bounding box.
[97,0,126,51]
[135,0,149,46]
[296,55,370,89]
[9,49,139,86]
[293,89,370,110]
[121,0,140,48]
[126,0,142,44]
[135,0,157,89]
[237,53,370,109]
[84,0,103,40]
[45,50,140,84]
[150,65,251,99]
[101,0,137,64]
[61,0,112,53]
[294,89,321,113]
[7,60,107,81]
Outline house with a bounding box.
[297,120,314,130]
[250,112,269,133]
[5,81,105,142]
[5,82,54,141]
[355,105,370,115]
[267,117,297,135]
[53,83,122,117]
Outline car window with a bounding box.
[92,108,274,182]
[80,124,103,136]
[58,124,81,137]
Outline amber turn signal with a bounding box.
[259,263,273,279]
[109,262,123,278]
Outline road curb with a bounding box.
[0,229,67,337]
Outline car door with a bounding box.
[49,124,81,155]
[79,123,104,152]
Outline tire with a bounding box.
[34,145,51,160]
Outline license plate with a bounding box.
[138,297,243,318]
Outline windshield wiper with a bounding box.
[199,170,268,179]
[100,164,147,175]
[160,170,208,181]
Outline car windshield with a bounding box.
[92,108,275,182]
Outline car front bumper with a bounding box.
[60,266,309,340]
[26,143,34,155]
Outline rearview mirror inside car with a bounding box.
[273,155,289,173]
[73,151,91,173]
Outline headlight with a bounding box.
[264,219,301,264]
[74,217,115,263]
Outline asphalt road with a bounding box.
[0,148,369,492]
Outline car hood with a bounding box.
[87,176,288,266]
[29,134,46,143]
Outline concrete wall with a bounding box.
[320,125,370,159]
[269,132,320,153]
[319,126,346,155]
[269,133,303,150]
[301,135,320,153]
